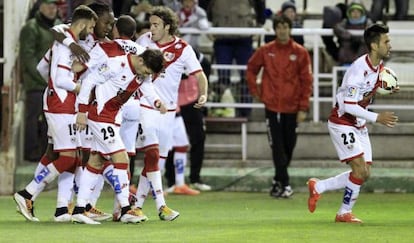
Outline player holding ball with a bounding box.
[307,23,399,223]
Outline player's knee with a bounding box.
[144,148,159,171]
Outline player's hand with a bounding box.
[72,83,81,94]
[194,94,207,109]
[297,111,307,123]
[72,60,85,73]
[76,112,88,131]
[158,103,167,114]
[69,43,89,63]
[376,111,398,128]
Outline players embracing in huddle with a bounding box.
[13,3,208,225]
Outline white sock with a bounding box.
[146,170,166,210]
[158,158,166,173]
[135,174,150,208]
[31,163,47,201]
[77,167,100,207]
[174,151,187,187]
[102,163,114,185]
[338,175,362,215]
[112,168,130,208]
[89,175,104,207]
[73,166,84,195]
[26,163,59,196]
[315,171,350,194]
[56,172,74,208]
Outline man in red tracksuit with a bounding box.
[246,15,313,198]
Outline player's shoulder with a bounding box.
[98,41,125,57]
[136,32,153,46]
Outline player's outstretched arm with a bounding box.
[376,111,398,128]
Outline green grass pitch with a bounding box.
[1,190,414,242]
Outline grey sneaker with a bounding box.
[279,186,294,199]
[190,183,212,191]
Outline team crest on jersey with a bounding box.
[346,87,357,98]
[174,43,183,49]
[98,63,109,74]
[163,52,175,62]
[289,54,297,61]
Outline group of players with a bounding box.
[13,3,208,224]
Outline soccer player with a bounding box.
[13,5,98,222]
[133,6,208,221]
[71,44,165,224]
[307,23,399,223]
[31,2,115,222]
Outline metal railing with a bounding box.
[180,27,414,122]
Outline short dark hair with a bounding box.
[272,15,292,30]
[140,49,164,74]
[87,2,111,17]
[150,6,178,35]
[71,5,98,23]
[364,23,389,52]
[136,20,150,34]
[116,15,137,38]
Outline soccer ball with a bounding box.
[377,67,398,95]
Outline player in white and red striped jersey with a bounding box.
[13,5,98,223]
[112,15,146,180]
[307,23,399,223]
[70,41,165,224]
[133,6,208,221]
[29,3,115,222]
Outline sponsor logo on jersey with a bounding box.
[346,87,357,98]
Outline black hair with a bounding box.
[136,20,150,34]
[273,15,292,30]
[140,49,164,74]
[71,5,98,23]
[87,2,111,17]
[116,15,136,38]
[364,23,389,52]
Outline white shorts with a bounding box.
[172,116,189,147]
[77,123,93,150]
[136,107,175,158]
[119,99,140,155]
[44,112,78,152]
[328,121,372,163]
[88,120,125,156]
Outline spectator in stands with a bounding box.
[130,0,181,22]
[265,1,304,45]
[177,0,209,50]
[321,3,347,62]
[20,0,62,162]
[370,0,409,22]
[208,0,266,118]
[246,15,313,199]
[334,2,372,66]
